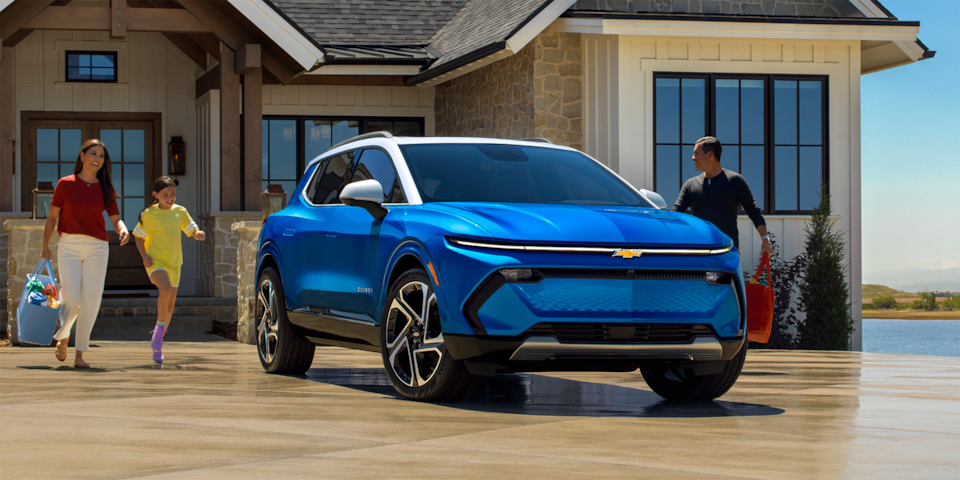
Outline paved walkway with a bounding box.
[1,341,958,479]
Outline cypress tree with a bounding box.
[797,186,854,350]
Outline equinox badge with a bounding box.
[612,249,642,259]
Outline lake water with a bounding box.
[862,319,960,358]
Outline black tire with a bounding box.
[255,266,315,374]
[639,341,747,401]
[381,269,480,402]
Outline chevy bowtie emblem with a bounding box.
[612,249,642,259]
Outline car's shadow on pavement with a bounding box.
[302,368,784,418]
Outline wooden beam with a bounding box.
[235,44,260,75]
[0,46,14,211]
[195,65,220,99]
[164,33,207,68]
[21,6,211,34]
[176,0,298,84]
[243,65,262,211]
[219,44,242,211]
[189,34,220,62]
[1,0,56,47]
[289,74,408,87]
[111,0,127,39]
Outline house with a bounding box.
[0,0,933,350]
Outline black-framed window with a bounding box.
[259,115,423,202]
[66,51,117,83]
[654,73,827,214]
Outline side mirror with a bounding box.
[340,179,389,220]
[639,189,668,210]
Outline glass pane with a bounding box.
[67,67,82,80]
[92,55,114,68]
[774,81,797,145]
[262,119,269,180]
[67,54,81,67]
[655,78,679,144]
[351,149,397,202]
[723,145,739,172]
[92,68,114,81]
[681,78,705,144]
[715,79,739,144]
[100,129,122,160]
[367,120,392,133]
[775,146,797,211]
[656,145,680,208]
[304,120,331,163]
[60,129,81,163]
[37,163,59,185]
[268,120,297,180]
[394,121,421,136]
[741,146,765,210]
[332,120,359,145]
[799,147,822,210]
[741,80,764,145]
[124,198,143,230]
[60,163,74,179]
[103,211,114,232]
[681,144,698,183]
[315,152,354,204]
[799,81,822,145]
[123,130,144,163]
[124,163,144,200]
[37,129,59,162]
[79,55,90,67]
[111,164,122,195]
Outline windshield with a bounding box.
[400,144,645,206]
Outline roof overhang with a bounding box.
[552,14,932,75]
[227,0,324,71]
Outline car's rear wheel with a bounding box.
[256,266,315,374]
[639,340,747,401]
[381,269,480,402]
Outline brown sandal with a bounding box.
[55,341,67,362]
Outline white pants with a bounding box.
[54,233,109,352]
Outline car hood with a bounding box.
[423,203,729,247]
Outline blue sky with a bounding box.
[860,0,960,274]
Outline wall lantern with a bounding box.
[33,182,55,219]
[168,136,186,176]
[262,184,286,221]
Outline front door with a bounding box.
[22,114,160,289]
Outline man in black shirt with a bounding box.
[671,136,772,256]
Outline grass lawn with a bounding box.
[862,309,960,319]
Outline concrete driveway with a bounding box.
[1,340,958,479]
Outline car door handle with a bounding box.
[283,229,296,236]
[326,230,338,237]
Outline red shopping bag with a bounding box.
[745,252,774,344]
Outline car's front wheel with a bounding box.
[256,266,315,374]
[639,341,747,401]
[381,269,480,402]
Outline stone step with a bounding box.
[97,296,237,323]
[91,315,213,336]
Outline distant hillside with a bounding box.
[862,267,960,293]
[862,284,915,298]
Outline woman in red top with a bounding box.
[40,139,130,368]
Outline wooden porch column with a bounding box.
[237,44,262,211]
[219,43,242,211]
[0,47,14,211]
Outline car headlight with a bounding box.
[705,271,734,285]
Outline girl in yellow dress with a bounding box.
[133,177,205,363]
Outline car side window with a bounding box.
[350,148,406,204]
[312,150,356,205]
[303,160,326,203]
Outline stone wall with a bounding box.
[233,221,261,344]
[4,219,59,343]
[203,211,261,298]
[435,31,583,151]
[570,0,852,17]
[0,213,32,336]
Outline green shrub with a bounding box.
[908,299,925,310]
[918,292,938,310]
[872,295,897,310]
[942,295,959,311]
[796,186,854,351]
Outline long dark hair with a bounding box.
[73,139,117,208]
[139,176,179,225]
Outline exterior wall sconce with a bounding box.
[33,182,55,219]
[168,136,186,176]
[262,184,286,221]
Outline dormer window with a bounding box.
[66,51,117,83]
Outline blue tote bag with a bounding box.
[16,258,61,346]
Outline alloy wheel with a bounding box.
[256,277,280,363]
[384,281,444,387]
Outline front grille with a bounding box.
[539,269,705,281]
[525,323,715,343]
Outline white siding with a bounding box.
[583,35,863,349]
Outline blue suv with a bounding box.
[255,133,747,402]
